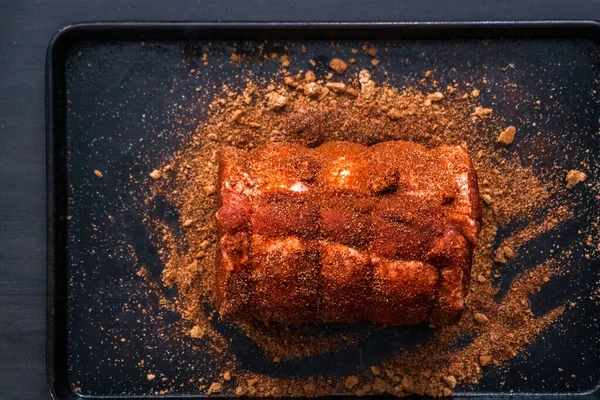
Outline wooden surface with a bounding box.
[1,1,600,398]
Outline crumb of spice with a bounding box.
[189,325,206,339]
[479,355,492,366]
[147,374,156,381]
[497,126,516,145]
[93,170,103,178]
[149,169,162,180]
[473,313,489,325]
[387,108,403,120]
[494,246,514,264]
[325,82,346,93]
[471,89,480,98]
[266,92,288,110]
[230,109,243,122]
[565,170,587,189]
[304,82,321,97]
[372,378,388,393]
[204,185,216,196]
[284,76,296,87]
[443,375,457,388]
[426,92,444,102]
[329,58,348,74]
[144,54,579,398]
[473,106,493,117]
[345,375,359,389]
[207,382,222,394]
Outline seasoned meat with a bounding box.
[215,141,480,325]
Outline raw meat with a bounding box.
[215,141,480,325]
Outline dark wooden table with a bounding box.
[1,1,599,398]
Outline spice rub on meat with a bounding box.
[215,140,481,325]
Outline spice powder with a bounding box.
[142,51,594,397]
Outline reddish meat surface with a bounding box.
[215,141,480,325]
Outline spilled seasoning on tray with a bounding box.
[140,51,592,397]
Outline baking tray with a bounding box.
[47,21,600,399]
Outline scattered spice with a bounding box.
[93,170,103,178]
[207,382,222,394]
[387,108,403,120]
[479,355,492,366]
[143,50,586,398]
[266,92,288,110]
[329,58,348,74]
[230,109,243,122]
[149,169,162,180]
[497,126,516,145]
[426,92,444,102]
[443,375,457,388]
[204,185,216,196]
[566,170,587,189]
[325,81,346,93]
[284,76,296,87]
[345,375,359,389]
[189,325,205,338]
[473,312,489,325]
[473,107,493,118]
[304,82,321,97]
[494,246,514,264]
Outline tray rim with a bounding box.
[46,20,600,400]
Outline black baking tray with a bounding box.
[47,21,600,399]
